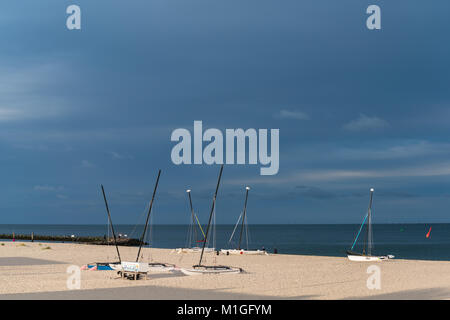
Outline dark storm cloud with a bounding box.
[0,0,449,223]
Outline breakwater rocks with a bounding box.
[0,234,143,246]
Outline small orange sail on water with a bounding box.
[426,226,432,238]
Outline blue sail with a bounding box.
[351,213,368,251]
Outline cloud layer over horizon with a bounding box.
[0,0,449,224]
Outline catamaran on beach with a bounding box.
[99,170,175,273]
[221,186,266,255]
[175,189,214,254]
[347,188,395,262]
[180,165,243,275]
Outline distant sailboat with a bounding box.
[221,186,266,255]
[347,188,394,262]
[175,189,214,254]
[180,165,243,275]
[426,226,432,238]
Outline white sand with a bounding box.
[1,241,450,299]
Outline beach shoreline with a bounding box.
[1,241,449,300]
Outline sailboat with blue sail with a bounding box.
[347,188,395,261]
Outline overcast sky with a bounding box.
[0,0,449,224]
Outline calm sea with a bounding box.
[0,224,447,261]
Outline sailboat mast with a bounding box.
[198,164,224,266]
[101,185,121,263]
[187,190,197,246]
[367,188,374,256]
[238,186,250,250]
[136,170,161,262]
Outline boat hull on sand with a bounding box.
[176,247,215,254]
[180,265,242,276]
[347,251,394,261]
[109,262,175,272]
[81,261,121,271]
[147,263,176,272]
[220,249,267,255]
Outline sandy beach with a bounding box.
[1,241,449,300]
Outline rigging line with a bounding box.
[186,190,194,247]
[213,206,216,251]
[194,214,206,239]
[238,187,250,250]
[366,189,374,256]
[185,214,193,248]
[146,210,154,262]
[190,210,195,247]
[106,203,110,260]
[149,208,153,247]
[245,214,249,250]
[128,201,150,239]
[136,169,161,262]
[198,164,223,266]
[228,212,243,244]
[369,208,374,251]
[350,213,368,251]
[101,185,121,263]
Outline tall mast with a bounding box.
[136,170,161,262]
[198,165,224,266]
[101,185,121,263]
[367,188,374,256]
[238,186,250,250]
[186,190,197,247]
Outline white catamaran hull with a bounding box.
[109,263,175,272]
[109,263,121,270]
[180,266,242,276]
[176,247,215,254]
[347,254,394,262]
[148,264,175,272]
[220,249,267,255]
